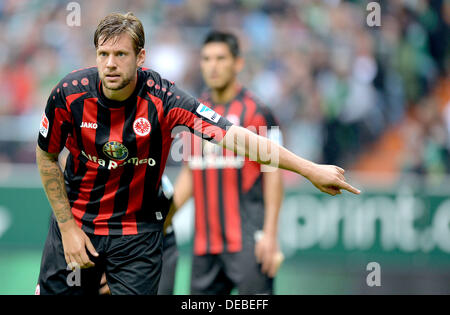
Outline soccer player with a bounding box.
[36,12,359,295]
[163,31,284,294]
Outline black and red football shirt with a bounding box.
[38,67,232,235]
[187,86,282,255]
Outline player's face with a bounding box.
[96,33,145,91]
[201,42,242,90]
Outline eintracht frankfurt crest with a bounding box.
[133,117,151,136]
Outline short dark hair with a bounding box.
[94,12,145,55]
[203,31,240,58]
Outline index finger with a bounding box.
[339,180,361,195]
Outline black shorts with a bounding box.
[37,215,163,295]
[157,228,178,295]
[190,244,273,295]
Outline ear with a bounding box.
[234,56,244,74]
[136,49,146,67]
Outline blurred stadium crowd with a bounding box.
[0,0,449,183]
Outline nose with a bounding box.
[106,55,117,68]
[205,60,218,73]
[209,58,218,68]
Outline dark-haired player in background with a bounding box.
[36,12,360,295]
[163,31,284,294]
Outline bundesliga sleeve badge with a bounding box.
[39,113,49,138]
[196,103,221,123]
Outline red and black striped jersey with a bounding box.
[38,67,232,235]
[187,86,281,255]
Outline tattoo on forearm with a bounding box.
[37,150,73,223]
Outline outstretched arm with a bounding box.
[219,125,361,196]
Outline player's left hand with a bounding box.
[255,232,284,278]
[99,273,111,295]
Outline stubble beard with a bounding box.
[103,75,132,91]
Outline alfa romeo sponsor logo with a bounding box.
[133,117,151,136]
[102,141,129,161]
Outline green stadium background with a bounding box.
[1,168,450,294]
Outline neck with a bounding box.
[211,80,240,104]
[102,73,138,101]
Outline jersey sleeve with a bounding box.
[159,79,233,143]
[37,84,73,154]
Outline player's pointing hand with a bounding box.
[307,164,361,196]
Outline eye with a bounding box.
[118,52,125,57]
[99,52,107,57]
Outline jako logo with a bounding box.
[80,122,98,129]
